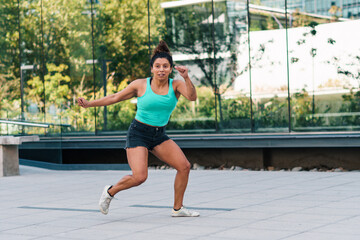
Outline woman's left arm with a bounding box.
[174,66,197,101]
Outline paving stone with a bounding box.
[0,165,358,240]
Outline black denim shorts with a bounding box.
[125,119,170,150]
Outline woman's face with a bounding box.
[151,58,172,80]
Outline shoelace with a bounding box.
[102,195,116,205]
[178,207,193,215]
[182,208,190,214]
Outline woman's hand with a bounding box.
[174,65,197,101]
[174,65,189,79]
[77,97,90,108]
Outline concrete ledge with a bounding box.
[19,133,360,149]
[1,136,40,177]
[18,133,360,170]
[0,135,39,145]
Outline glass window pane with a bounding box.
[94,0,156,134]
[39,0,94,136]
[218,1,252,132]
[0,1,22,135]
[163,1,217,133]
[288,0,360,131]
[41,0,95,135]
[249,1,290,132]
[19,0,46,135]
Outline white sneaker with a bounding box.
[172,206,200,217]
[99,185,113,215]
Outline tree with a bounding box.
[26,64,70,116]
[0,0,21,118]
[94,0,166,82]
[163,2,247,128]
[1,0,166,132]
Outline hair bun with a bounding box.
[152,40,171,57]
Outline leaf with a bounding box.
[327,38,336,45]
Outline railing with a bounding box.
[0,119,71,136]
[309,112,360,126]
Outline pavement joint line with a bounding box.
[129,204,236,211]
[18,205,236,212]
[18,206,99,213]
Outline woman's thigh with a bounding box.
[126,146,149,177]
[151,139,190,170]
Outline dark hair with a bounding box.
[150,40,174,67]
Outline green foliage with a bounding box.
[339,89,360,125]
[249,13,278,31]
[98,78,136,131]
[0,0,21,117]
[291,89,323,127]
[255,97,288,128]
[220,96,251,129]
[168,87,216,130]
[27,64,71,111]
[94,0,166,82]
[0,71,21,119]
[1,0,166,133]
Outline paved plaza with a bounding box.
[0,165,359,240]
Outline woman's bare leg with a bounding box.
[108,146,148,196]
[151,140,191,210]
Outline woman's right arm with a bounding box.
[78,79,142,108]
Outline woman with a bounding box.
[78,40,199,217]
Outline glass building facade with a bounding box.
[261,0,360,19]
[1,0,359,136]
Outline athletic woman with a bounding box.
[78,40,199,217]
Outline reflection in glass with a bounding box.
[1,0,359,136]
[218,0,252,132]
[0,1,22,135]
[19,0,45,135]
[288,1,360,131]
[37,0,94,135]
[33,0,95,135]
[163,0,217,132]
[249,1,289,132]
[94,0,158,133]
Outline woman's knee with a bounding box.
[178,160,191,173]
[133,173,148,186]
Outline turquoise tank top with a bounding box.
[135,77,178,127]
